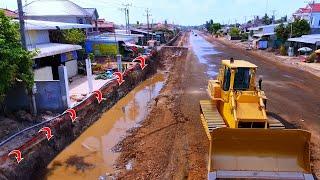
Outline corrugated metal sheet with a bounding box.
[27,43,82,59]
[14,19,93,30]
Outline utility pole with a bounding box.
[17,0,26,49]
[271,10,276,24]
[310,0,315,27]
[145,8,152,41]
[17,0,37,115]
[121,3,131,34]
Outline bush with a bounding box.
[241,33,248,41]
[230,27,240,37]
[279,45,287,56]
[306,52,317,63]
[0,11,34,103]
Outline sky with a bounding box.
[0,0,311,25]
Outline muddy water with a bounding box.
[45,74,165,180]
[190,33,221,77]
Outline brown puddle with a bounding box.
[45,73,165,180]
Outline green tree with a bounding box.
[262,13,272,25]
[62,29,86,45]
[211,23,221,34]
[291,19,310,37]
[0,11,34,103]
[230,27,240,37]
[275,23,290,43]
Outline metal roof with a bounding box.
[222,60,257,68]
[23,0,90,17]
[288,35,320,44]
[253,32,275,38]
[248,23,288,31]
[28,43,82,59]
[17,19,93,30]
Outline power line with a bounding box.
[144,8,152,40]
[120,2,132,34]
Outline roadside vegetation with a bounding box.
[0,11,34,107]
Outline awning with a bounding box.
[13,19,93,30]
[253,32,275,38]
[28,43,82,59]
[287,37,320,44]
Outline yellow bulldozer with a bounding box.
[200,59,314,180]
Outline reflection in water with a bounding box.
[46,74,165,180]
[190,34,220,77]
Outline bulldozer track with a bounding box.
[200,100,226,132]
[200,100,285,131]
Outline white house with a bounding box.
[22,19,92,80]
[293,3,320,34]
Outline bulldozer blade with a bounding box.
[209,128,311,175]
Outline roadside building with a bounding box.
[5,19,92,112]
[23,19,92,80]
[0,8,18,19]
[248,23,286,49]
[84,8,99,31]
[287,34,320,55]
[293,3,320,34]
[95,19,115,33]
[130,29,157,45]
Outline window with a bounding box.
[234,68,251,90]
[223,67,231,91]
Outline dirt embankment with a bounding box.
[114,33,210,179]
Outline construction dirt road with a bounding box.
[115,32,320,179]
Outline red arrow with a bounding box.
[113,72,125,86]
[93,90,106,104]
[8,150,23,164]
[65,109,77,123]
[133,56,147,70]
[38,127,53,141]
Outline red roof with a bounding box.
[296,3,320,13]
[0,8,18,18]
[94,19,114,28]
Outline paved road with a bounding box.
[191,33,320,133]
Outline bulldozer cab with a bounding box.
[219,59,257,92]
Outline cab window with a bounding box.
[234,68,251,90]
[223,67,231,91]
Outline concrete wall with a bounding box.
[5,66,69,113]
[34,66,53,80]
[65,60,78,78]
[34,81,66,112]
[25,30,50,47]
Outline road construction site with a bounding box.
[113,32,320,179]
[14,32,319,179]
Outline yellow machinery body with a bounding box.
[200,60,313,179]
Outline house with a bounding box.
[23,0,94,25]
[0,8,18,19]
[22,19,92,80]
[130,29,157,45]
[248,23,286,49]
[287,34,320,55]
[84,8,99,31]
[95,19,115,33]
[293,2,320,34]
